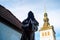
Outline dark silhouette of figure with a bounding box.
[21,11,39,40]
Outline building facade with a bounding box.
[0,5,23,40]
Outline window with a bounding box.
[48,31,50,36]
[45,32,47,36]
[0,22,22,40]
[42,31,50,37]
[42,32,44,36]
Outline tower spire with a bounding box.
[43,12,50,27]
[43,0,50,27]
[44,0,46,13]
[43,0,49,27]
[44,3,46,13]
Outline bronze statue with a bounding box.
[21,11,39,40]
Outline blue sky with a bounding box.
[0,0,60,40]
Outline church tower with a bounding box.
[39,12,56,40]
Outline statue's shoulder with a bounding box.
[32,19,39,25]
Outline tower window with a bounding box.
[48,32,50,35]
[45,32,47,36]
[42,32,44,36]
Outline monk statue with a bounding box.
[21,11,39,40]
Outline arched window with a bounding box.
[42,32,44,36]
[45,32,47,36]
[48,31,50,35]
